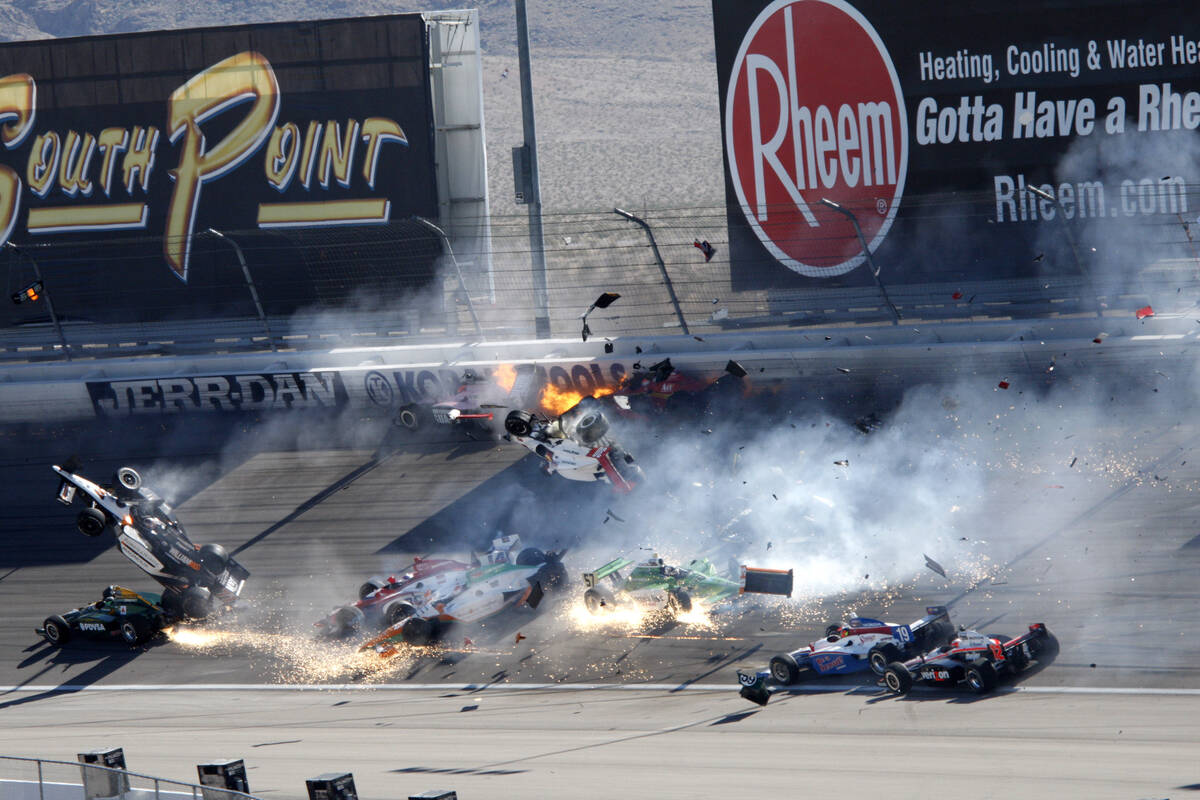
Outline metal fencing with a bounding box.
[0,755,261,800]
[4,189,1200,363]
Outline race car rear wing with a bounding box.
[583,557,635,588]
[739,566,794,597]
[913,605,950,628]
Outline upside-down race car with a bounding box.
[880,623,1058,695]
[503,399,643,492]
[736,606,956,705]
[317,535,567,648]
[394,365,539,432]
[582,555,793,615]
[37,585,170,647]
[611,358,747,419]
[52,460,249,620]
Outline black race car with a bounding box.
[880,623,1059,695]
[52,459,249,620]
[38,585,170,646]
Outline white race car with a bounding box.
[502,398,643,492]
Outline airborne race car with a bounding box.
[38,585,170,647]
[503,398,643,492]
[52,460,249,620]
[736,606,956,705]
[880,623,1058,696]
[583,555,793,615]
[394,365,539,432]
[316,535,567,648]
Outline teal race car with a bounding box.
[37,586,170,646]
[582,554,793,614]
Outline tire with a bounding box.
[198,543,228,574]
[401,616,433,646]
[76,507,107,537]
[883,663,913,695]
[394,406,421,431]
[535,560,568,591]
[326,606,364,638]
[116,467,142,492]
[119,620,146,645]
[575,411,609,444]
[504,410,534,437]
[42,615,71,646]
[769,653,801,684]
[358,577,388,600]
[1033,632,1060,662]
[667,590,692,615]
[584,587,615,614]
[386,602,417,627]
[965,661,998,694]
[516,547,546,566]
[868,643,904,676]
[180,586,213,620]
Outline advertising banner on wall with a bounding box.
[0,15,440,321]
[712,0,1200,290]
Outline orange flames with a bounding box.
[494,363,517,392]
[539,382,616,416]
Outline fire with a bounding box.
[539,383,616,417]
[494,363,517,392]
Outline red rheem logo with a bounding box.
[725,0,907,277]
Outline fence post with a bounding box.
[203,228,279,350]
[612,208,690,334]
[819,199,900,325]
[1024,185,1102,317]
[5,241,72,359]
[37,758,44,800]
[414,216,485,341]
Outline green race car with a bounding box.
[37,585,170,647]
[582,554,793,614]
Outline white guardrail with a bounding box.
[0,756,260,800]
[0,316,1192,424]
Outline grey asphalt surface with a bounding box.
[1,344,1199,798]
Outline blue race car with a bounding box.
[737,606,955,705]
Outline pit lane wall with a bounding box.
[714,0,1200,290]
[0,318,1189,424]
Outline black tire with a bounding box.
[584,587,615,614]
[394,406,421,431]
[769,653,801,684]
[115,467,142,495]
[535,560,568,591]
[868,643,904,676]
[119,620,147,645]
[1033,632,1060,661]
[965,661,998,694]
[199,543,228,574]
[516,547,546,566]
[505,410,534,437]
[358,578,388,600]
[386,602,418,627]
[401,616,433,646]
[667,590,692,615]
[326,606,364,638]
[42,615,71,646]
[575,411,609,444]
[76,507,106,537]
[883,663,913,695]
[180,586,213,620]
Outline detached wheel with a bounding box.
[116,467,142,492]
[199,543,228,573]
[505,410,534,437]
[42,615,71,646]
[180,587,213,620]
[584,587,615,614]
[769,653,800,684]
[327,606,364,638]
[401,616,433,646]
[516,547,546,566]
[76,507,107,537]
[667,590,692,615]
[883,663,913,695]
[394,405,421,431]
[575,411,609,444]
[119,620,148,645]
[965,661,999,694]
[535,560,568,591]
[868,643,903,676]
[1033,632,1059,662]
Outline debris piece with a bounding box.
[1093,337,1103,344]
[952,290,963,300]
[605,508,626,523]
[923,554,947,578]
[712,298,720,304]
[463,637,474,647]
[514,632,526,644]
[833,459,849,467]
[635,346,642,354]
[460,703,479,712]
[694,335,705,342]
[1069,457,1077,468]
[604,342,614,353]
[998,380,1010,389]
[836,367,851,374]
[824,335,832,341]
[711,308,729,322]
[1033,253,1044,262]
[771,493,778,500]
[1136,305,1155,320]
[693,239,717,261]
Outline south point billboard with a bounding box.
[713,0,1200,290]
[0,15,442,322]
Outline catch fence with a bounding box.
[3,189,1199,363]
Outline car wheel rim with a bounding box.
[771,666,788,683]
[122,624,137,642]
[968,674,981,689]
[885,673,900,691]
[46,626,59,642]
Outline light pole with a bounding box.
[5,241,70,359]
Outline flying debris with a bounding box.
[581,292,621,342]
[998,380,1010,390]
[836,367,851,374]
[923,554,947,578]
[952,291,963,300]
[833,460,849,467]
[693,239,716,261]
[514,632,526,644]
[10,280,43,305]
[1136,305,1155,320]
[605,509,626,524]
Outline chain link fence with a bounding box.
[4,188,1200,362]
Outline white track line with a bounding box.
[2,683,1199,696]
